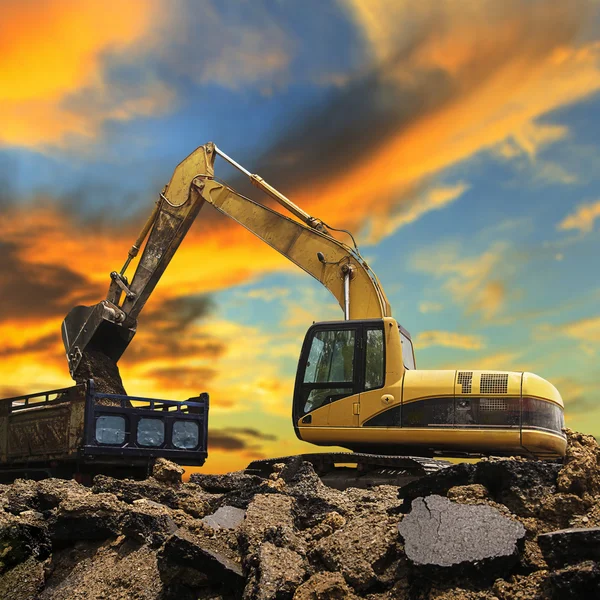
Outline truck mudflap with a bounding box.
[82,380,209,467]
[245,452,452,490]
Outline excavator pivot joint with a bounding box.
[110,271,136,300]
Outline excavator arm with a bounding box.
[62,142,391,377]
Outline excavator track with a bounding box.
[245,452,452,490]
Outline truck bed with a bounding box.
[0,379,209,482]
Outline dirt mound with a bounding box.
[1,429,599,599]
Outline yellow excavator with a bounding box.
[61,142,566,482]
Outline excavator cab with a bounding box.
[293,318,405,429]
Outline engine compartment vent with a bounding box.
[480,373,509,394]
[457,372,473,394]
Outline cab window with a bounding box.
[364,328,384,390]
[400,331,415,370]
[303,330,355,383]
[301,329,356,415]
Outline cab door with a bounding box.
[294,322,361,427]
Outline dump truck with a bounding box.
[0,379,209,483]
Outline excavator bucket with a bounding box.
[61,302,136,378]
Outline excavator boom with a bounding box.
[62,142,390,377]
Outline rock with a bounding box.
[92,475,214,518]
[398,464,477,510]
[313,512,399,592]
[158,529,244,595]
[293,572,358,600]
[538,493,589,528]
[36,478,91,511]
[245,542,306,599]
[538,527,600,568]
[493,570,549,600]
[202,505,246,530]
[120,502,178,547]
[41,539,164,600]
[152,458,184,485]
[447,484,490,504]
[191,470,264,493]
[399,460,561,519]
[284,462,354,528]
[49,493,125,543]
[397,495,526,579]
[240,494,303,554]
[4,479,40,514]
[93,475,180,507]
[546,560,600,599]
[305,511,346,542]
[474,459,561,518]
[0,511,50,573]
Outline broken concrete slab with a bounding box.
[474,458,561,518]
[202,505,246,530]
[313,512,399,592]
[240,494,302,555]
[92,475,216,518]
[397,495,525,579]
[120,503,178,547]
[158,529,244,595]
[244,542,306,600]
[398,463,477,510]
[538,527,600,568]
[48,493,125,544]
[547,560,600,600]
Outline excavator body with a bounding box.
[61,142,566,462]
[292,318,566,459]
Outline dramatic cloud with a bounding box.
[0,240,99,323]
[0,0,164,147]
[256,0,600,241]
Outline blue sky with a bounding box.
[1,0,600,471]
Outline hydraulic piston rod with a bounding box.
[214,146,325,231]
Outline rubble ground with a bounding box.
[1,431,599,599]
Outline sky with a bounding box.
[1,0,600,473]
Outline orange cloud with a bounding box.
[285,0,600,241]
[411,241,511,320]
[414,330,485,351]
[0,0,167,147]
[558,199,600,234]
